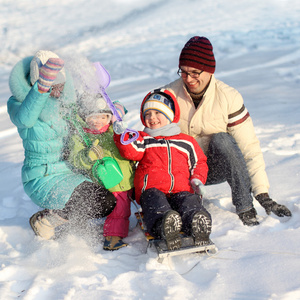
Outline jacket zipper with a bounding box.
[165,140,174,193]
[141,174,148,194]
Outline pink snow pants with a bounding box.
[103,189,132,238]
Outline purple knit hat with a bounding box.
[179,36,216,73]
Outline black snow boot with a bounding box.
[191,211,212,246]
[161,210,182,251]
[238,208,259,226]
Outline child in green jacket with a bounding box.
[68,92,135,251]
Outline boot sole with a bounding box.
[161,211,182,250]
[103,243,128,251]
[241,218,259,226]
[29,210,66,240]
[191,212,212,246]
[103,240,128,251]
[29,213,41,237]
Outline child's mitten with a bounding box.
[88,139,104,161]
[191,178,206,197]
[37,58,64,93]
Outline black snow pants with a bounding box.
[140,187,211,237]
[55,181,116,222]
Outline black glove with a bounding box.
[255,193,292,217]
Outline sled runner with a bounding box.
[135,211,217,263]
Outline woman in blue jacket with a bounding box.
[7,50,116,240]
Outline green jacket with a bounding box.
[68,121,135,192]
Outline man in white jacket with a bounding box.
[163,36,291,226]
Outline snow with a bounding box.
[1,0,300,299]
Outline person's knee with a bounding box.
[140,188,163,204]
[209,132,237,154]
[211,132,233,145]
[140,188,170,214]
[105,192,117,215]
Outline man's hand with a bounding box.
[255,193,292,217]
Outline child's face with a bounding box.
[86,114,110,130]
[144,109,170,129]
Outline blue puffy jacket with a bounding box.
[7,56,89,209]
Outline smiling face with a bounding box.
[144,109,170,129]
[86,114,111,131]
[180,66,212,94]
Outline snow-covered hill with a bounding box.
[1,1,300,299]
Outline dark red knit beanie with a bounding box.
[179,36,216,73]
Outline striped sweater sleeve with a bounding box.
[228,104,250,127]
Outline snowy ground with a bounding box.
[1,0,300,299]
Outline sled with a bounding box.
[135,212,217,263]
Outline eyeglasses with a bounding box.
[177,69,204,79]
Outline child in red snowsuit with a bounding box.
[113,89,212,250]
